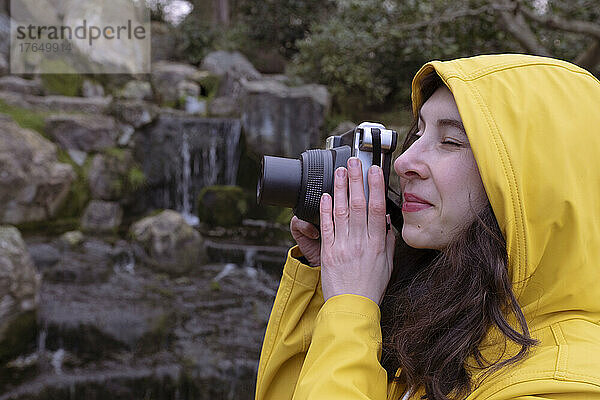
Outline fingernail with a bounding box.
[349,157,359,168]
[336,168,345,178]
[369,165,379,175]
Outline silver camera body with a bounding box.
[326,122,397,205]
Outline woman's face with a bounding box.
[393,86,488,250]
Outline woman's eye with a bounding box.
[442,140,461,146]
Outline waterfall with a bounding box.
[139,116,242,222]
[180,130,198,226]
[225,120,242,185]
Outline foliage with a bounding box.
[0,100,49,139]
[290,0,600,111]
[231,0,336,59]
[175,17,218,65]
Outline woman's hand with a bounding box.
[290,216,321,266]
[319,157,396,305]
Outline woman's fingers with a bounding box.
[333,167,349,238]
[347,157,367,240]
[320,193,335,248]
[386,216,396,263]
[290,216,320,239]
[367,165,387,242]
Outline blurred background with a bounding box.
[0,0,598,398]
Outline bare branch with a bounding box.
[493,0,552,56]
[518,4,600,40]
[575,39,600,71]
[391,4,507,33]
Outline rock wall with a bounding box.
[0,47,324,398]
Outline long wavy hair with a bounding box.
[380,72,537,400]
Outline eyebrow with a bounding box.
[418,113,467,136]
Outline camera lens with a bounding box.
[257,156,302,208]
[257,149,337,225]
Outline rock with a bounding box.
[201,50,262,82]
[240,79,331,157]
[197,185,248,227]
[0,114,75,224]
[81,79,105,98]
[208,96,239,117]
[86,150,142,202]
[118,124,135,147]
[0,76,44,95]
[0,53,7,76]
[59,230,84,247]
[66,149,87,167]
[201,51,262,100]
[4,227,281,398]
[109,99,159,129]
[0,12,9,59]
[59,1,150,74]
[45,114,121,152]
[151,61,207,105]
[116,80,153,101]
[81,200,123,233]
[177,80,200,98]
[129,210,207,275]
[0,91,112,114]
[27,243,61,269]
[0,226,41,362]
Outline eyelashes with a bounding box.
[407,133,462,147]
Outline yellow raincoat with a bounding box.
[255,54,600,399]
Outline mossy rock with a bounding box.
[0,100,50,139]
[197,185,248,227]
[39,59,84,97]
[0,311,37,364]
[54,149,91,220]
[196,73,220,99]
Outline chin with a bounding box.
[401,228,443,250]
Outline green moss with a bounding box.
[54,149,91,220]
[16,149,88,235]
[0,100,50,139]
[16,217,80,236]
[127,166,147,191]
[96,148,146,198]
[197,74,220,100]
[197,185,248,227]
[136,313,176,355]
[0,311,37,364]
[39,59,84,97]
[103,147,127,162]
[144,284,175,299]
[210,281,221,291]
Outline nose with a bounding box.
[393,141,430,181]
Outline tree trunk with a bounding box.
[214,0,229,27]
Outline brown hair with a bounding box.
[380,72,537,399]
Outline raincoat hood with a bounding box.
[411,54,600,330]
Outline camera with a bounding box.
[257,122,399,227]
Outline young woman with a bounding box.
[255,54,600,400]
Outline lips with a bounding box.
[402,192,433,212]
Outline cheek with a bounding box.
[438,157,486,222]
